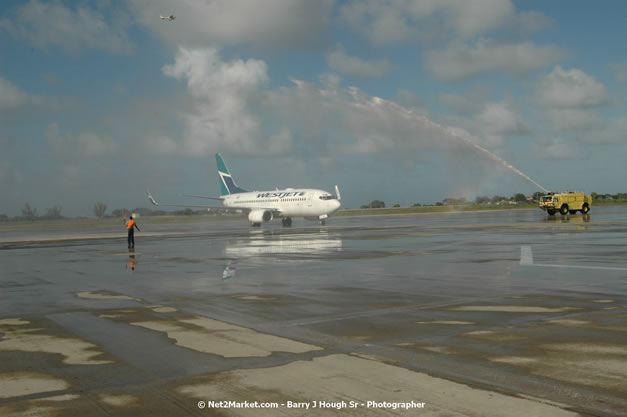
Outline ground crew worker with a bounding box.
[126,215,140,248]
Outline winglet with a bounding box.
[335,185,341,201]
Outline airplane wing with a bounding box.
[146,191,282,215]
[147,191,231,211]
[183,194,224,201]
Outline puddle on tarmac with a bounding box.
[129,316,321,358]
[0,319,112,365]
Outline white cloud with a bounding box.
[76,131,119,157]
[546,109,602,132]
[537,66,608,108]
[426,39,568,81]
[535,137,582,160]
[47,123,119,157]
[340,0,550,46]
[535,66,609,133]
[611,60,627,83]
[326,45,392,78]
[129,0,334,49]
[159,47,290,156]
[477,101,528,136]
[0,160,25,186]
[394,90,427,112]
[0,76,60,112]
[440,86,492,115]
[265,78,504,157]
[0,0,131,55]
[441,99,528,148]
[0,77,29,110]
[156,47,535,176]
[578,118,627,145]
[509,11,553,36]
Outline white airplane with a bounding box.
[148,153,341,227]
[160,15,175,21]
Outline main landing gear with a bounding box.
[281,217,292,227]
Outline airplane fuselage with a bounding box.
[222,188,340,218]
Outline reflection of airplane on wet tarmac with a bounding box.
[148,154,341,227]
[224,233,343,258]
[160,15,175,21]
[221,231,342,279]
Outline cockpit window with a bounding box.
[319,195,335,200]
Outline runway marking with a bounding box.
[520,246,533,265]
[520,246,627,271]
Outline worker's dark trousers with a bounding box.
[128,230,134,248]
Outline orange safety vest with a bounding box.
[127,219,135,230]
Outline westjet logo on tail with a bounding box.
[257,191,306,199]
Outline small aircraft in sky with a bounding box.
[148,153,341,227]
[160,15,175,21]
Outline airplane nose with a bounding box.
[333,200,341,211]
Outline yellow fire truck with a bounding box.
[539,192,591,215]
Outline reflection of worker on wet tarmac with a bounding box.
[125,215,141,248]
[126,249,136,271]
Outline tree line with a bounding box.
[0,202,211,222]
[4,191,627,221]
[361,191,627,210]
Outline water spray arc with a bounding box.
[417,113,549,193]
[444,127,549,193]
[351,90,549,193]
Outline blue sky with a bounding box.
[2,0,627,216]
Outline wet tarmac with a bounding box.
[1,207,626,416]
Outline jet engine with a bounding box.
[248,209,273,223]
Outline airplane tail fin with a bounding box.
[216,153,247,195]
